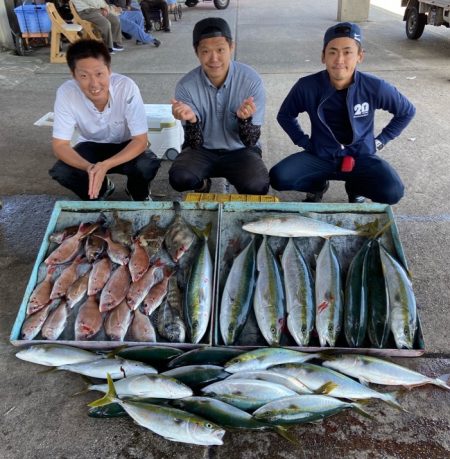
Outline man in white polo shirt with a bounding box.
[49,39,160,200]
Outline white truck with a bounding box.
[402,0,450,38]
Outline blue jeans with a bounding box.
[120,10,155,43]
[49,141,161,200]
[169,146,270,195]
[270,151,404,204]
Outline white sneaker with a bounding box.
[99,177,115,200]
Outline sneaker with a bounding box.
[112,43,124,51]
[125,188,152,201]
[99,177,115,201]
[153,38,161,48]
[164,28,171,33]
[348,194,366,204]
[108,48,116,55]
[194,178,212,193]
[303,181,329,203]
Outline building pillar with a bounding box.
[337,0,371,22]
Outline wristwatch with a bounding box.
[375,139,384,151]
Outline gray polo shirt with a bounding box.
[175,60,265,151]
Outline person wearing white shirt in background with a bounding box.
[49,39,160,201]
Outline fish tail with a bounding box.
[273,426,300,445]
[314,381,338,395]
[382,393,407,412]
[434,374,450,390]
[191,222,212,240]
[88,373,117,408]
[352,403,376,421]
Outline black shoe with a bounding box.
[153,38,161,47]
[125,187,152,201]
[303,181,329,203]
[108,48,116,55]
[99,177,115,201]
[112,43,124,51]
[164,28,171,32]
[122,32,132,40]
[194,178,212,193]
[348,194,366,204]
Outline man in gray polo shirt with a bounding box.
[169,17,270,195]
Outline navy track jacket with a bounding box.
[277,70,416,159]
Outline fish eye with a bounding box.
[206,422,213,429]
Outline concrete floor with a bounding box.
[0,0,449,457]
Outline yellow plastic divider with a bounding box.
[185,193,279,203]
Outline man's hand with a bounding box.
[236,96,256,120]
[100,7,108,16]
[87,162,109,200]
[171,98,197,123]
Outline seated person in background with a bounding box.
[270,22,416,204]
[49,39,161,201]
[107,0,161,46]
[169,17,270,195]
[71,0,124,52]
[140,0,170,32]
[166,0,177,13]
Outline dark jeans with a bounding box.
[169,146,270,195]
[140,0,170,30]
[269,151,404,204]
[49,141,161,200]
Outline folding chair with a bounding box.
[69,1,102,40]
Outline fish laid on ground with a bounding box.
[363,240,390,348]
[66,270,91,309]
[322,354,450,390]
[224,348,319,374]
[104,299,133,341]
[253,394,370,425]
[21,303,53,340]
[220,237,256,345]
[110,210,133,248]
[201,378,297,411]
[75,295,103,340]
[89,375,225,445]
[58,357,157,379]
[129,238,151,282]
[45,222,98,265]
[136,215,165,259]
[96,230,130,266]
[126,262,163,311]
[157,300,186,343]
[379,244,417,349]
[166,347,243,369]
[116,346,183,367]
[41,300,69,340]
[162,365,229,389]
[164,209,195,263]
[27,266,55,315]
[143,267,174,316]
[88,257,112,296]
[130,308,156,342]
[270,363,403,410]
[85,234,106,263]
[281,238,315,347]
[88,373,193,399]
[100,265,131,313]
[48,225,79,244]
[16,344,102,366]
[242,214,360,238]
[184,225,213,344]
[344,241,370,347]
[50,256,83,300]
[315,238,343,347]
[253,236,285,345]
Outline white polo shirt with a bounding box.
[53,73,147,144]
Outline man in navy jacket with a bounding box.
[270,22,415,204]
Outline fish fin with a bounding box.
[190,222,212,240]
[314,381,338,395]
[317,352,336,361]
[352,404,376,421]
[358,377,370,387]
[105,345,128,358]
[88,373,117,408]
[383,393,407,413]
[435,373,450,390]
[273,426,300,445]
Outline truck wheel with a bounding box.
[185,0,198,7]
[406,7,426,39]
[213,0,230,9]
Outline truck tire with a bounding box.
[214,0,230,9]
[406,6,426,39]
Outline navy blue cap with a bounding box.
[323,22,362,49]
[193,17,232,46]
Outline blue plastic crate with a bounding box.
[14,4,51,34]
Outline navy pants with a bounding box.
[168,146,270,195]
[49,141,161,200]
[270,151,404,204]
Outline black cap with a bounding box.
[323,22,362,49]
[193,17,232,46]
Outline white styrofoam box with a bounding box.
[144,104,184,160]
